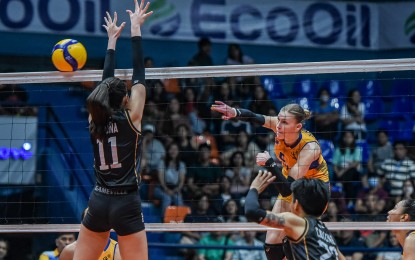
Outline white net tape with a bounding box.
[0,58,414,84]
[0,222,414,233]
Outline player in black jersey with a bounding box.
[387,199,415,259]
[73,1,153,259]
[245,171,345,260]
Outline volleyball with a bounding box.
[51,39,87,72]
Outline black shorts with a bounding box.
[83,187,145,236]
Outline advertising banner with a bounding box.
[0,0,414,50]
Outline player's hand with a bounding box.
[256,151,271,166]
[103,11,126,39]
[127,0,153,26]
[211,101,237,120]
[250,170,276,194]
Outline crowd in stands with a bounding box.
[2,38,415,259]
[136,38,415,259]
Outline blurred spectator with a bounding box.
[221,199,246,223]
[219,115,252,151]
[185,143,223,199]
[180,193,221,259]
[142,124,166,173]
[220,130,259,169]
[321,201,340,223]
[335,219,365,260]
[0,238,8,260]
[0,84,36,116]
[187,37,215,99]
[188,37,213,67]
[378,141,415,200]
[159,97,191,146]
[340,89,367,140]
[367,130,393,178]
[198,232,234,260]
[225,43,259,101]
[181,87,207,134]
[174,124,196,167]
[154,142,186,216]
[39,233,75,260]
[231,231,266,260]
[247,85,276,115]
[142,99,164,132]
[376,233,402,260]
[333,131,363,202]
[313,87,340,141]
[356,192,387,221]
[355,179,389,217]
[210,176,238,215]
[224,151,252,197]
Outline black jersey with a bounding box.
[91,109,142,189]
[284,217,339,260]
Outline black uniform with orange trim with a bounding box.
[284,217,339,260]
[91,109,142,189]
[83,109,145,236]
[274,129,329,202]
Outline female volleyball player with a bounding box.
[73,1,152,259]
[211,101,329,260]
[245,171,344,260]
[387,200,415,259]
[60,208,122,260]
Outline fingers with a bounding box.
[139,0,144,11]
[106,11,112,24]
[113,12,118,24]
[134,0,139,11]
[142,1,150,13]
[268,176,277,183]
[215,100,225,105]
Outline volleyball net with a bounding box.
[0,59,415,233]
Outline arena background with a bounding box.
[1,0,415,259]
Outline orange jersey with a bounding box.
[274,129,329,182]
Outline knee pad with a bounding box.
[264,243,285,260]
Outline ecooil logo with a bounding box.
[148,0,180,37]
[405,11,415,44]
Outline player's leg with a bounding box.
[73,224,110,260]
[118,230,148,260]
[264,198,291,260]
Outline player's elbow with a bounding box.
[245,206,266,224]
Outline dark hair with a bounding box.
[87,77,127,140]
[291,178,330,217]
[228,43,243,63]
[165,142,181,171]
[401,199,415,220]
[198,37,211,49]
[229,151,245,167]
[339,130,356,154]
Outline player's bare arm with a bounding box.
[403,235,415,260]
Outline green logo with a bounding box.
[405,11,415,43]
[148,0,180,37]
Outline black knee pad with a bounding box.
[264,243,285,260]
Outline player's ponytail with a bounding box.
[87,81,111,140]
[87,77,127,140]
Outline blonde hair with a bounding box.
[280,103,312,123]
